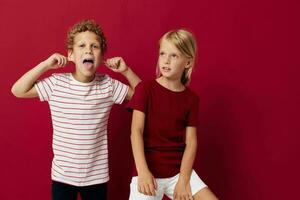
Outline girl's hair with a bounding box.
[66,19,107,54]
[157,29,197,85]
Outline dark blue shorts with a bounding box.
[52,181,107,200]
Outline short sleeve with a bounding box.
[126,81,148,113]
[34,74,58,101]
[187,95,199,127]
[110,77,129,104]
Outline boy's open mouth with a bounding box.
[83,59,94,64]
[82,58,95,70]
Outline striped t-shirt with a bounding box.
[35,73,129,186]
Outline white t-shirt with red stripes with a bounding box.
[35,73,129,186]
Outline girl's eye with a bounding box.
[79,44,85,48]
[93,45,99,49]
[159,52,165,56]
[171,54,178,58]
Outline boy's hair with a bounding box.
[157,29,197,85]
[66,19,107,54]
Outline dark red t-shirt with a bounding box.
[127,80,199,178]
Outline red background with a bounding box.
[1,0,299,199]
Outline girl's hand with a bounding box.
[174,178,193,200]
[137,171,157,196]
[43,53,68,69]
[105,57,128,73]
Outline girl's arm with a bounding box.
[105,57,141,100]
[174,126,198,200]
[11,53,68,98]
[131,110,157,196]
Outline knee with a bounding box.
[193,187,218,200]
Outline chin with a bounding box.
[84,72,96,77]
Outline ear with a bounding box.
[68,50,74,62]
[185,59,192,69]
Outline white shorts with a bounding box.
[129,170,207,200]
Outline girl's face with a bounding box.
[158,39,190,82]
[68,31,102,83]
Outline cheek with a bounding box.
[158,57,163,65]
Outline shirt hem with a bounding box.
[51,176,109,187]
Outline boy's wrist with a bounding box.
[39,61,52,71]
[121,66,131,76]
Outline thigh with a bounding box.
[79,183,107,200]
[129,177,164,200]
[52,181,77,200]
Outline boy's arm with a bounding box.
[121,67,141,100]
[131,110,157,196]
[174,126,197,199]
[105,57,141,100]
[11,53,68,98]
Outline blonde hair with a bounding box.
[66,19,107,54]
[157,29,197,85]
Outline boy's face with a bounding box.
[68,31,102,82]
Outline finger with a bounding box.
[58,56,65,67]
[64,57,68,66]
[109,60,118,69]
[109,58,118,68]
[56,57,62,67]
[58,55,65,66]
[115,59,121,68]
[140,185,146,195]
[153,177,158,190]
[188,192,193,200]
[104,59,111,67]
[63,58,68,66]
[61,56,66,67]
[149,184,156,196]
[186,194,192,200]
[138,185,142,194]
[174,192,177,200]
[144,185,150,195]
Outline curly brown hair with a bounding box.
[66,19,107,54]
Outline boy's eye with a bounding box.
[93,45,99,49]
[159,52,165,56]
[79,44,85,48]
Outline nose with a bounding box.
[85,46,92,54]
[164,55,171,64]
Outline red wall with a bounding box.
[1,0,299,199]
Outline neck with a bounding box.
[72,72,95,83]
[156,76,185,92]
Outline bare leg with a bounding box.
[193,187,218,200]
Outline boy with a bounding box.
[11,19,141,200]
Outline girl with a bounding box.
[128,29,218,200]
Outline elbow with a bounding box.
[126,88,134,100]
[130,130,136,140]
[11,86,25,98]
[11,86,20,98]
[130,128,143,140]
